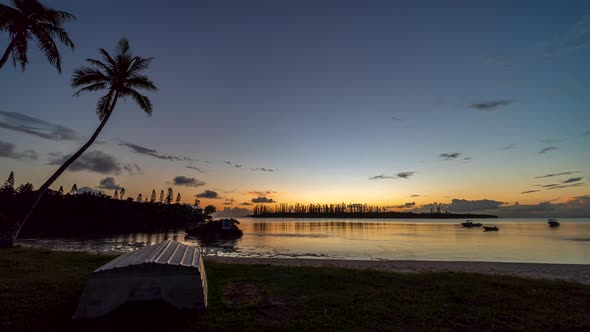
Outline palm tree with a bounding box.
[0,0,75,72]
[0,38,156,247]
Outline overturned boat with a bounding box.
[73,240,207,319]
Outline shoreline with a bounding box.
[205,256,590,285]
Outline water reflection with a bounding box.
[19,218,590,264]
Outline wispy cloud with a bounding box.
[439,152,461,160]
[120,143,192,161]
[409,194,421,197]
[49,150,129,175]
[535,171,581,179]
[501,144,515,150]
[173,176,206,187]
[545,15,590,55]
[196,190,220,199]
[546,183,585,190]
[0,140,37,160]
[246,190,276,196]
[252,196,276,203]
[538,146,559,154]
[224,161,243,168]
[469,100,512,111]
[240,202,253,206]
[369,172,415,180]
[563,177,583,183]
[521,190,541,194]
[583,130,590,136]
[251,167,277,172]
[368,174,395,180]
[0,111,78,141]
[186,165,204,173]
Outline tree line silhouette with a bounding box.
[0,172,207,237]
[251,202,497,219]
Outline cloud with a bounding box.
[196,190,220,199]
[368,174,395,180]
[123,164,142,175]
[535,171,581,178]
[583,130,590,136]
[463,157,472,161]
[396,172,415,179]
[120,143,192,162]
[246,190,276,196]
[395,202,416,209]
[410,194,421,197]
[96,177,122,190]
[223,198,235,205]
[0,140,37,160]
[173,176,206,187]
[186,165,204,173]
[447,198,505,212]
[545,183,585,190]
[439,152,461,160]
[502,144,515,150]
[213,207,251,218]
[545,15,590,55]
[49,150,124,174]
[251,167,277,172]
[369,172,415,180]
[391,116,402,121]
[252,196,276,203]
[224,161,243,168]
[240,202,253,206]
[538,146,559,154]
[469,100,512,111]
[563,177,583,183]
[521,190,541,194]
[0,111,78,141]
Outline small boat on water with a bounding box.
[548,218,560,227]
[483,226,499,231]
[461,220,482,228]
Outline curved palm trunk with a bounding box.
[0,94,119,247]
[0,39,16,70]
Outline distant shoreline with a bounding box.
[249,213,498,219]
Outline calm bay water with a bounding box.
[20,218,590,264]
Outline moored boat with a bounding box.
[548,218,560,227]
[461,220,482,228]
[483,226,499,231]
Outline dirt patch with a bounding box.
[223,281,267,306]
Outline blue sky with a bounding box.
[1,0,589,216]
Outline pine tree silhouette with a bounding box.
[150,189,156,203]
[165,188,173,204]
[3,171,15,191]
[175,192,181,204]
[70,184,78,195]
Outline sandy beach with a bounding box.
[205,256,590,285]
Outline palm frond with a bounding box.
[73,82,107,96]
[71,66,109,87]
[12,34,28,70]
[96,90,114,120]
[128,56,153,75]
[31,26,61,72]
[98,48,117,68]
[127,75,158,91]
[37,24,74,50]
[85,58,114,76]
[124,88,153,116]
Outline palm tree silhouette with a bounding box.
[1,38,156,247]
[0,0,75,72]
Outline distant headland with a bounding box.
[250,203,498,219]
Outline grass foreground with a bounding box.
[1,248,590,331]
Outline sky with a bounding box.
[1,0,589,217]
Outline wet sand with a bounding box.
[205,256,590,285]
